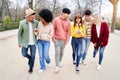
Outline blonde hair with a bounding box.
[93,14,102,26]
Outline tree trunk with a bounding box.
[111,2,118,33]
[1,0,6,28]
[28,0,33,9]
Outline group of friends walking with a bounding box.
[17,8,109,74]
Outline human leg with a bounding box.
[29,45,36,72]
[38,40,45,70]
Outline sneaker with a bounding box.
[79,59,82,64]
[38,69,44,73]
[82,60,87,65]
[76,67,79,73]
[97,64,101,71]
[54,66,60,73]
[59,62,62,67]
[92,57,95,63]
[73,60,76,65]
[28,68,33,73]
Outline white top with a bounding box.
[37,21,53,41]
[85,22,91,38]
[28,22,35,45]
[96,25,101,38]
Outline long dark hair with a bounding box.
[73,14,83,28]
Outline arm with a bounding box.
[17,21,23,47]
[48,24,54,39]
[65,22,70,44]
[52,19,56,42]
[81,24,86,37]
[70,24,76,36]
[101,22,109,46]
[91,24,96,44]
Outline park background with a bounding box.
[0,0,120,32]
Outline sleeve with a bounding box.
[90,24,95,43]
[52,19,56,42]
[17,21,23,44]
[81,24,86,37]
[70,23,76,36]
[65,22,71,43]
[48,24,54,39]
[101,22,109,45]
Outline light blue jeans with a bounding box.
[82,38,91,60]
[93,46,106,65]
[38,39,50,70]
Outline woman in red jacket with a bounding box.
[91,15,109,71]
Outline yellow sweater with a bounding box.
[70,23,86,38]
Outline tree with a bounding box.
[109,0,119,33]
[28,0,33,9]
[1,0,6,28]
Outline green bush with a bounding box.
[115,22,120,30]
[0,22,19,32]
[4,16,10,24]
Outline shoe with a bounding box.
[79,59,82,64]
[28,68,33,73]
[82,60,87,65]
[76,67,79,73]
[38,69,44,73]
[73,60,76,65]
[92,57,95,63]
[54,66,60,73]
[59,62,62,67]
[97,64,101,71]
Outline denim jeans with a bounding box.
[73,38,83,67]
[93,46,106,65]
[54,39,65,66]
[38,39,50,70]
[71,37,78,61]
[22,45,36,69]
[82,38,91,60]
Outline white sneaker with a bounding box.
[92,57,95,63]
[54,66,60,73]
[76,67,79,74]
[82,60,87,65]
[97,64,101,71]
[79,60,82,64]
[59,62,62,67]
[38,69,44,73]
[76,67,79,71]
[73,60,76,65]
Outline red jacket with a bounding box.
[91,22,109,49]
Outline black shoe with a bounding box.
[73,61,76,65]
[73,62,76,65]
[28,68,33,73]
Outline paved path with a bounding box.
[0,29,120,80]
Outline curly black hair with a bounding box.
[84,10,91,16]
[39,9,53,22]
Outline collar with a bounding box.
[25,19,35,24]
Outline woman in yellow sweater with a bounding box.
[70,14,86,72]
